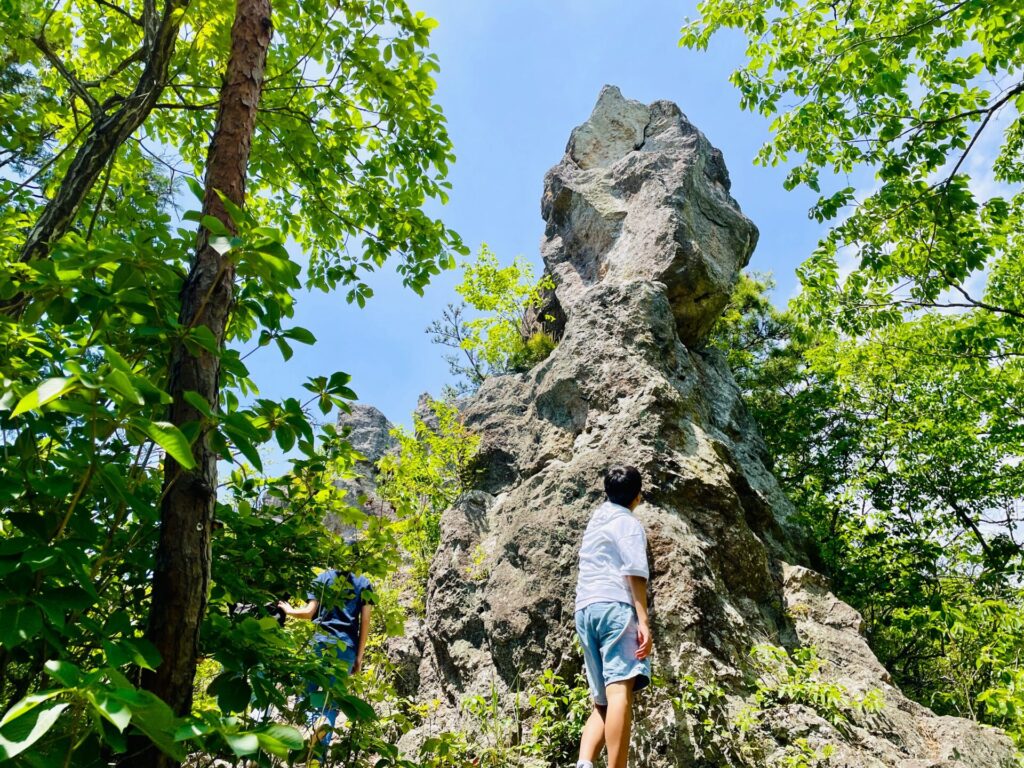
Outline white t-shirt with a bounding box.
[575,500,649,612]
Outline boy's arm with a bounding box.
[277,599,318,621]
[626,575,653,660]
[280,571,330,622]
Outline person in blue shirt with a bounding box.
[278,568,374,746]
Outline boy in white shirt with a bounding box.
[574,465,652,768]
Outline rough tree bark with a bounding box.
[128,1,272,765]
[17,0,191,265]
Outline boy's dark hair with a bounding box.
[604,465,642,507]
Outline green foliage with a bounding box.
[417,731,473,768]
[0,211,393,761]
[306,668,587,768]
[709,273,856,555]
[510,331,559,374]
[465,544,490,583]
[671,644,881,767]
[673,673,766,766]
[428,244,557,393]
[681,0,1023,337]
[710,273,1024,744]
[0,0,464,762]
[749,645,884,725]
[778,740,835,768]
[686,0,1024,660]
[455,670,589,768]
[376,398,480,614]
[461,683,525,768]
[523,669,591,766]
[3,0,466,293]
[686,2,1024,702]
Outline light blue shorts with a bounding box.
[575,601,651,705]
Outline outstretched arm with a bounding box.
[277,599,318,621]
[626,575,653,660]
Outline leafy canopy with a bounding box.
[0,0,464,762]
[376,398,479,614]
[681,0,1023,337]
[710,273,1024,742]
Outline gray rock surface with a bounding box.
[399,88,1016,766]
[542,85,758,346]
[327,404,397,531]
[338,403,398,467]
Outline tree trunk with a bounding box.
[128,1,271,765]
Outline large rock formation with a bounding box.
[402,87,1016,766]
[328,404,397,530]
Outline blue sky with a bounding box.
[244,0,830,434]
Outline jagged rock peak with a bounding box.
[542,85,758,346]
[327,404,397,530]
[335,403,397,466]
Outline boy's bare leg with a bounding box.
[579,704,607,763]
[604,680,635,768]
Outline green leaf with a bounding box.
[326,371,352,389]
[103,637,161,671]
[213,189,249,228]
[34,585,95,626]
[103,348,133,373]
[105,369,144,405]
[225,731,260,756]
[0,691,65,728]
[97,464,152,520]
[208,672,251,713]
[275,426,295,453]
[88,690,132,732]
[110,688,183,760]
[281,326,316,345]
[184,176,204,202]
[43,660,82,687]
[11,377,76,417]
[173,717,216,741]
[222,426,263,471]
[134,419,196,470]
[200,215,230,237]
[275,337,293,361]
[185,325,220,355]
[182,390,214,419]
[336,693,376,722]
[0,605,42,649]
[256,723,304,756]
[0,702,68,759]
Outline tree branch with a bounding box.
[153,100,219,110]
[940,84,1023,189]
[142,0,159,52]
[85,160,113,243]
[10,0,191,273]
[33,33,102,118]
[93,47,149,86]
[93,0,143,25]
[0,121,90,208]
